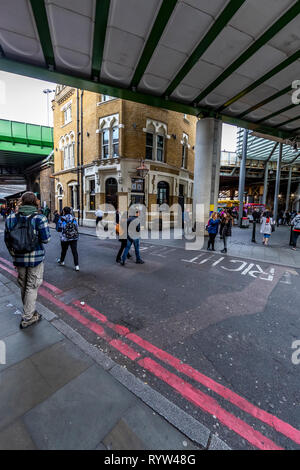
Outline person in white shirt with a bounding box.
[260,211,274,246]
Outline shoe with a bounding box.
[20,312,42,329]
[207,247,211,251]
[57,259,65,266]
[221,249,227,254]
[75,266,80,271]
[116,259,121,263]
[292,247,296,251]
[136,259,145,264]
[120,260,125,266]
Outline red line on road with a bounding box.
[0,260,298,449]
[127,333,300,446]
[72,300,130,336]
[109,339,141,361]
[138,358,283,451]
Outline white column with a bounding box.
[262,162,269,206]
[295,183,300,211]
[285,166,292,211]
[193,118,222,220]
[273,143,283,221]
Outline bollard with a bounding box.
[251,221,257,243]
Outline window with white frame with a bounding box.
[98,114,120,159]
[59,132,75,170]
[112,127,119,157]
[63,105,72,125]
[146,132,154,160]
[68,182,78,210]
[86,178,96,211]
[101,95,113,102]
[157,134,164,162]
[144,120,168,162]
[102,130,110,158]
[181,134,189,169]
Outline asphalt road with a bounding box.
[0,225,299,450]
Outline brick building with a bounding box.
[52,86,197,226]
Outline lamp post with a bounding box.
[43,88,55,126]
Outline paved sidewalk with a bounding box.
[49,222,300,268]
[0,270,229,450]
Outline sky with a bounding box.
[0,70,237,151]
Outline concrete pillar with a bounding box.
[273,143,283,221]
[295,183,300,211]
[285,166,292,211]
[262,162,269,206]
[238,129,249,225]
[193,118,222,220]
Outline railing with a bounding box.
[220,151,239,166]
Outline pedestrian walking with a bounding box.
[206,212,220,251]
[56,206,80,271]
[4,191,51,329]
[116,212,132,263]
[260,211,274,246]
[95,207,104,227]
[120,210,144,265]
[291,210,300,250]
[220,213,232,253]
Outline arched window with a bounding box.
[99,114,120,159]
[105,177,118,209]
[144,121,167,162]
[157,181,169,205]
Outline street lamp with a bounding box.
[136,160,149,179]
[43,88,55,126]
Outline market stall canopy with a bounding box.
[0,0,300,141]
[236,127,300,163]
[0,119,53,168]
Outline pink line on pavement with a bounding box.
[138,358,283,451]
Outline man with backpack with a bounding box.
[56,206,80,270]
[4,192,51,329]
[291,210,300,251]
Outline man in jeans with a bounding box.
[120,210,144,265]
[4,192,51,329]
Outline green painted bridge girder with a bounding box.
[0,119,53,168]
[0,119,53,149]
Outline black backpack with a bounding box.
[5,214,39,254]
[63,218,79,240]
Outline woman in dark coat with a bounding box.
[221,213,232,254]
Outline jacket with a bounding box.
[5,206,50,267]
[57,214,79,241]
[291,214,300,231]
[260,217,273,235]
[207,218,219,234]
[222,219,232,237]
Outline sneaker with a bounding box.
[120,260,125,266]
[57,259,65,266]
[292,247,297,251]
[75,266,80,271]
[20,312,42,329]
[116,258,121,263]
[136,259,145,264]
